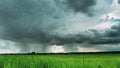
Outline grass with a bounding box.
[0,54,120,68]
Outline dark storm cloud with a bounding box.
[66,0,96,16]
[50,34,91,45]
[88,37,120,44]
[0,0,97,45]
[0,0,63,43]
[88,22,120,45]
[108,24,120,37]
[0,0,119,46]
[0,0,120,53]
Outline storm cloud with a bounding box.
[66,0,96,16]
[0,0,63,43]
[118,0,120,4]
[0,0,98,44]
[0,0,119,53]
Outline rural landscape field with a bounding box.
[0,54,120,68]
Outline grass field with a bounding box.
[0,54,120,68]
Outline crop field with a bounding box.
[0,54,120,68]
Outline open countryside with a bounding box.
[0,53,120,68]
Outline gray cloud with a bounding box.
[88,22,120,45]
[65,0,96,16]
[88,37,120,44]
[0,0,119,53]
[0,0,64,43]
[0,0,97,44]
[118,0,120,4]
[108,23,120,37]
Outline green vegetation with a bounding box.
[0,54,120,68]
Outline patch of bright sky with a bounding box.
[77,47,102,52]
[0,39,20,53]
[50,45,65,53]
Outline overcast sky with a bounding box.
[0,0,120,53]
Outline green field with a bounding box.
[0,54,120,68]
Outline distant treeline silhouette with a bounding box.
[1,51,120,55]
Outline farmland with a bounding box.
[0,54,120,68]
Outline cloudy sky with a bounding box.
[0,0,120,53]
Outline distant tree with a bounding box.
[31,52,36,54]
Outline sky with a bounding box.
[0,0,120,53]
